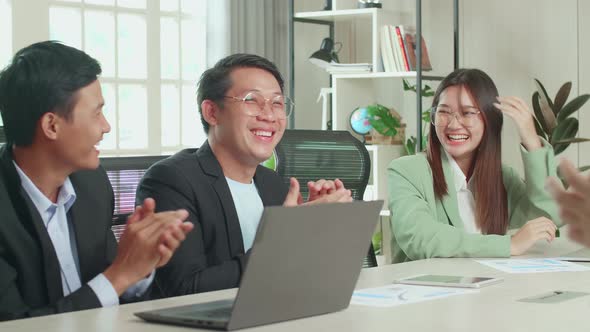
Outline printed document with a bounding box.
[476,258,590,274]
[351,284,477,307]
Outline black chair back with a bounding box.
[100,155,169,240]
[274,130,378,268]
[0,126,6,146]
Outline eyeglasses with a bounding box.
[223,92,294,119]
[430,106,482,128]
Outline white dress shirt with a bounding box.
[444,151,481,234]
[14,162,153,307]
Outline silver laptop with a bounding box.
[135,200,383,330]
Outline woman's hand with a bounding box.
[510,217,557,255]
[494,96,542,151]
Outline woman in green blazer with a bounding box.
[388,68,559,263]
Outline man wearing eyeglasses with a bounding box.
[136,53,352,297]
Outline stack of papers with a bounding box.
[326,62,372,74]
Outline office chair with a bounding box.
[100,155,169,241]
[273,129,378,268]
[0,126,6,146]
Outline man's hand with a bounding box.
[547,159,590,247]
[126,198,193,266]
[283,177,304,207]
[307,178,346,202]
[283,177,352,207]
[104,199,193,295]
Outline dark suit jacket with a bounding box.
[0,145,118,321]
[136,141,289,297]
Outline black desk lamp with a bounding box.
[309,38,340,68]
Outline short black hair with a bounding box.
[0,41,102,146]
[196,53,284,133]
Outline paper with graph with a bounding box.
[351,284,477,307]
[476,258,590,273]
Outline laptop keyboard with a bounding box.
[203,307,233,318]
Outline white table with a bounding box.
[2,238,589,332]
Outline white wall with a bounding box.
[461,0,583,173]
[12,0,49,50]
[578,0,590,167]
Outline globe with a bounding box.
[349,107,373,135]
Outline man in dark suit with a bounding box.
[136,54,352,297]
[0,41,193,321]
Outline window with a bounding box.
[159,0,208,149]
[48,0,209,155]
[0,0,12,126]
[0,0,11,68]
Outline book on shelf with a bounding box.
[379,25,432,72]
[396,26,410,71]
[403,26,432,71]
[380,25,394,72]
[388,25,403,72]
[380,25,402,73]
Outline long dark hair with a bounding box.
[426,68,508,235]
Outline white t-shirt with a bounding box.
[444,151,480,234]
[226,177,264,250]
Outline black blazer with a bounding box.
[0,145,117,321]
[136,141,288,297]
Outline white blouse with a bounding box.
[444,151,481,234]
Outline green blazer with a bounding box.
[387,141,560,263]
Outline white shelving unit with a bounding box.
[295,7,406,73]
[364,144,404,204]
[294,8,378,20]
[291,0,454,205]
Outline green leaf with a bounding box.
[532,92,550,134]
[534,78,555,109]
[372,231,382,255]
[557,94,590,122]
[403,79,412,91]
[553,82,572,115]
[370,120,398,136]
[534,79,557,132]
[533,117,547,140]
[367,104,401,137]
[405,137,417,155]
[578,165,590,173]
[422,84,435,97]
[552,137,590,144]
[551,117,578,154]
[402,79,435,97]
[422,109,431,122]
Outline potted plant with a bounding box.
[532,79,590,173]
[365,103,405,145]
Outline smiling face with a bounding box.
[209,67,286,168]
[434,85,484,165]
[52,80,111,172]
